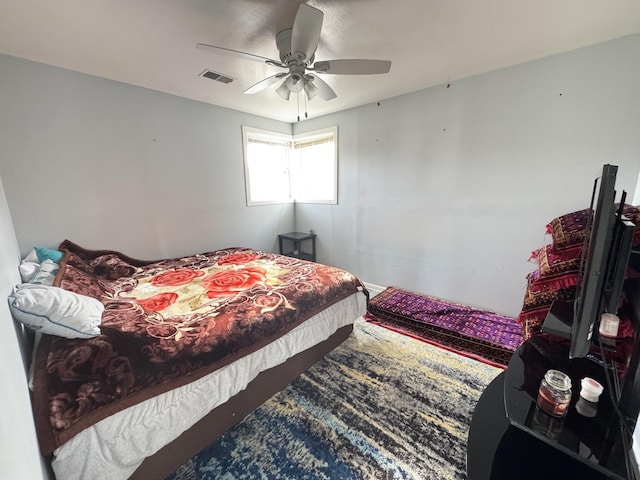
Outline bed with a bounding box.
[12,240,368,480]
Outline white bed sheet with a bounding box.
[51,290,367,480]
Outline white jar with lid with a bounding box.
[599,313,620,338]
[580,377,603,402]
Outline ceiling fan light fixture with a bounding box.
[286,74,304,93]
[304,80,319,100]
[276,80,291,100]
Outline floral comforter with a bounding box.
[32,240,365,454]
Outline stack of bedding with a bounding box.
[517,205,640,340]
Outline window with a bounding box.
[242,127,293,206]
[291,127,338,204]
[242,126,337,206]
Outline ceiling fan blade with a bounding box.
[308,75,337,101]
[290,4,323,62]
[244,73,288,94]
[313,59,392,75]
[196,43,282,66]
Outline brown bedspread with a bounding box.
[32,240,365,454]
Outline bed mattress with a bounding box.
[51,291,367,480]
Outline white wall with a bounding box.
[294,33,640,316]
[1,35,640,317]
[0,54,294,260]
[0,176,49,479]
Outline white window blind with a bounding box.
[242,127,292,206]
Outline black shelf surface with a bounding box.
[468,371,618,480]
[504,335,632,479]
[278,232,315,241]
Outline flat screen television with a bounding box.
[542,164,635,359]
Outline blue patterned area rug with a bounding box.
[167,319,501,480]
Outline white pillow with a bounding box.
[19,247,64,283]
[19,249,40,282]
[29,259,59,286]
[22,249,39,263]
[19,262,40,283]
[9,284,103,339]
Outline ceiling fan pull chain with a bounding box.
[297,91,300,122]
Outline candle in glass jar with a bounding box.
[536,369,572,418]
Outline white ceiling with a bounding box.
[2,0,640,123]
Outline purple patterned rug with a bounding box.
[366,287,524,366]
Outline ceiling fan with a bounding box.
[196,3,391,102]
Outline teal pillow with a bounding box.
[34,247,64,264]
